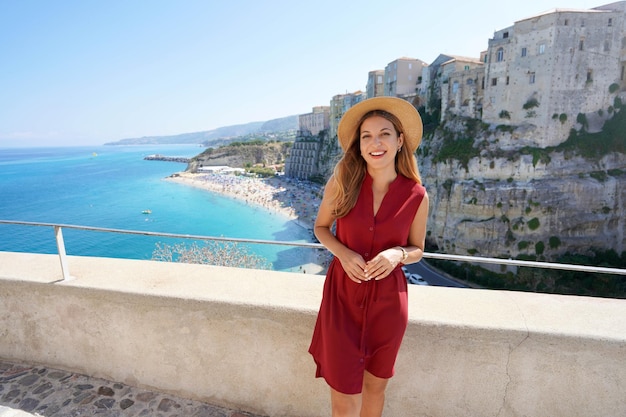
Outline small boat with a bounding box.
[141,209,152,214]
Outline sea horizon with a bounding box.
[0,144,317,273]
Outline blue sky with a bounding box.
[0,0,602,147]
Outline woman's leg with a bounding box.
[330,387,361,417]
[360,371,389,417]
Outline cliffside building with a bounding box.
[284,106,330,180]
[420,54,455,114]
[384,57,428,101]
[366,70,385,98]
[480,2,626,146]
[440,55,487,120]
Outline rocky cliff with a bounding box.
[420,115,626,261]
[186,142,291,171]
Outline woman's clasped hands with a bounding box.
[341,247,402,284]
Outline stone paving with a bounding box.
[0,360,267,417]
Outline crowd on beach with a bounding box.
[167,171,333,272]
[169,171,322,229]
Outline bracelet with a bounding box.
[398,246,408,263]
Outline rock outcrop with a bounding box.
[420,117,625,261]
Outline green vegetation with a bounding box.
[427,249,626,298]
[428,96,623,175]
[247,166,277,177]
[152,241,272,270]
[519,146,551,167]
[549,236,561,249]
[527,218,540,230]
[430,118,489,170]
[609,83,620,93]
[523,98,540,110]
[435,136,476,170]
[535,241,545,255]
[441,179,454,196]
[590,171,608,182]
[499,110,511,119]
[495,124,515,133]
[558,105,626,158]
[507,102,626,164]
[576,113,589,130]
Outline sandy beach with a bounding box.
[166,171,330,274]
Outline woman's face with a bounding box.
[359,115,404,169]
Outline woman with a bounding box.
[309,96,429,417]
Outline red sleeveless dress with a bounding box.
[309,172,426,394]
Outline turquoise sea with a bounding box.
[0,145,314,272]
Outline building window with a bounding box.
[521,47,527,57]
[464,65,470,71]
[529,72,536,84]
[452,81,459,94]
[622,65,625,81]
[581,19,585,27]
[506,76,510,85]
[408,63,412,69]
[503,31,509,39]
[496,48,504,62]
[564,19,569,26]
[587,70,593,83]
[609,18,613,27]
[491,78,498,86]
[467,78,474,85]
[538,44,546,54]
[604,41,610,52]
[579,40,584,51]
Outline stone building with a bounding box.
[384,57,428,99]
[419,54,455,113]
[329,91,365,143]
[366,70,385,98]
[440,55,486,120]
[298,106,330,137]
[481,2,626,146]
[284,106,330,180]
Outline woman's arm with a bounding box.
[401,190,429,265]
[364,191,429,280]
[314,178,368,283]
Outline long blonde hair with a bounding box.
[329,110,422,218]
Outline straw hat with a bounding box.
[337,96,423,153]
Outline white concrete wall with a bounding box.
[1,251,625,417]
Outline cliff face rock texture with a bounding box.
[420,118,625,261]
[187,142,290,171]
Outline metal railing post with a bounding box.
[54,226,71,281]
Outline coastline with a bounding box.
[165,171,329,274]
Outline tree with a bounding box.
[152,241,272,270]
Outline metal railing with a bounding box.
[1,219,625,282]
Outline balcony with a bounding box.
[1,223,625,417]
